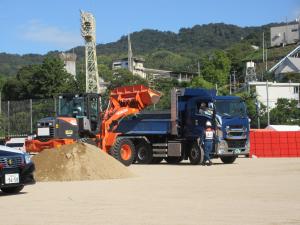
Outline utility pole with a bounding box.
[197,61,201,76]
[265,46,268,71]
[233,71,236,93]
[255,97,261,129]
[262,32,265,63]
[229,73,232,94]
[266,80,270,126]
[230,70,237,94]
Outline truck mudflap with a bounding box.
[25,139,75,153]
[215,139,249,156]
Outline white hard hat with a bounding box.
[206,121,212,127]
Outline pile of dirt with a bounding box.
[32,143,135,182]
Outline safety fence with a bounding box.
[0,99,56,138]
[250,129,300,157]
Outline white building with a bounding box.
[112,57,147,79]
[112,58,196,82]
[269,45,300,80]
[270,22,300,47]
[59,53,77,77]
[249,81,300,109]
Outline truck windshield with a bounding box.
[215,100,247,117]
[58,97,85,117]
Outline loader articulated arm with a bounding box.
[100,85,161,152]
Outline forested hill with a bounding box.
[0,22,287,76]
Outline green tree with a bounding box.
[270,98,300,125]
[108,69,147,90]
[201,50,231,87]
[2,56,77,100]
[190,75,214,89]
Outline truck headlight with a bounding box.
[218,140,228,154]
[24,154,32,164]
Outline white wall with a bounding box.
[250,82,300,109]
[271,23,300,47]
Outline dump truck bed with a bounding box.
[116,112,172,135]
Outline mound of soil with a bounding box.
[32,143,135,182]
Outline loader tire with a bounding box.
[220,156,237,164]
[136,142,153,164]
[110,138,135,166]
[189,143,204,165]
[165,157,182,164]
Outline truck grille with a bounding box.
[49,126,54,137]
[227,140,247,149]
[0,156,24,168]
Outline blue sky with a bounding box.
[0,0,299,55]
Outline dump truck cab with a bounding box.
[214,96,250,163]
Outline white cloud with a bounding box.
[293,7,300,20]
[19,20,82,49]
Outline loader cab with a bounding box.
[57,93,101,133]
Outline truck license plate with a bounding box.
[5,173,20,184]
[234,149,241,154]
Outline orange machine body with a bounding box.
[100,85,161,153]
[25,138,75,153]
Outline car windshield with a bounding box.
[215,100,247,117]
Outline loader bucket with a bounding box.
[110,85,161,108]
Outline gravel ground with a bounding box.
[1,158,300,225]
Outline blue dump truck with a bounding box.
[115,87,250,165]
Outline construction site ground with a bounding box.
[1,158,300,225]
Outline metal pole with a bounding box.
[265,46,268,71]
[7,101,10,135]
[54,97,57,116]
[0,91,1,114]
[30,99,33,134]
[229,73,232,94]
[266,81,270,126]
[262,32,265,63]
[197,61,201,76]
[256,98,261,129]
[233,71,236,92]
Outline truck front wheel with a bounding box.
[189,144,204,165]
[136,142,153,164]
[110,138,136,166]
[220,156,237,164]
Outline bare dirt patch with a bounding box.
[32,143,134,181]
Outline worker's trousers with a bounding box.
[203,140,213,161]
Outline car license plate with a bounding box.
[234,149,241,154]
[5,173,20,184]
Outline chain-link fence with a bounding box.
[0,98,56,138]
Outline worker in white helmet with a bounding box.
[202,120,215,166]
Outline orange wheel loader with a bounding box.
[25,85,161,166]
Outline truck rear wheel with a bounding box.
[136,142,153,164]
[220,156,237,164]
[110,138,135,166]
[165,157,182,164]
[189,144,204,165]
